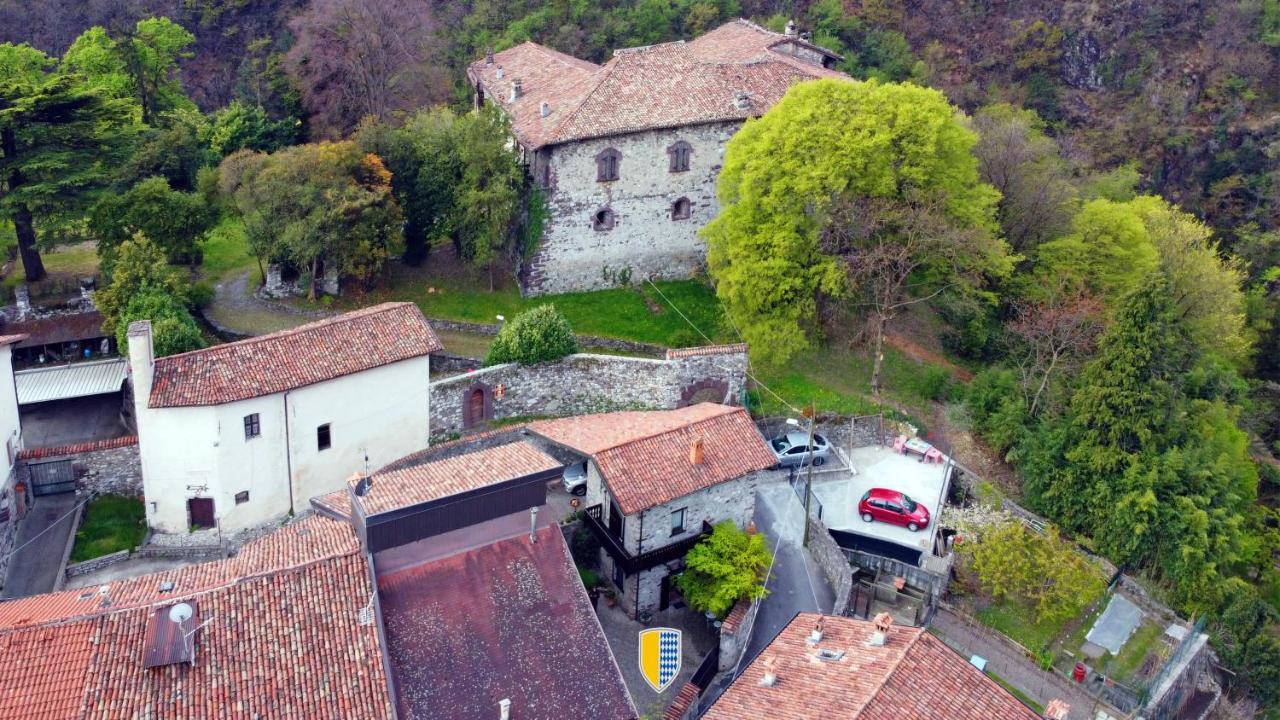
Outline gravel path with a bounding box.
[203,271,334,337]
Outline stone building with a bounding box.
[127,303,442,534]
[467,19,844,295]
[528,403,777,619]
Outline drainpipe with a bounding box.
[283,391,295,516]
[636,509,645,619]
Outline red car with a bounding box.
[859,488,930,532]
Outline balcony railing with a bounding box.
[582,504,712,574]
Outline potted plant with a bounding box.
[603,589,618,608]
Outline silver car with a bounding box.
[562,461,588,496]
[770,432,830,468]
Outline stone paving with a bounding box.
[1,493,80,598]
[594,601,719,718]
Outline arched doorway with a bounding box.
[462,382,494,428]
[680,379,730,407]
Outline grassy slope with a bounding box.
[70,495,147,563]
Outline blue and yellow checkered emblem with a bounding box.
[638,627,682,693]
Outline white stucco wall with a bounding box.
[0,344,20,481]
[129,323,432,534]
[524,122,741,295]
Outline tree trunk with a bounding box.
[488,260,495,292]
[308,258,318,301]
[12,205,45,282]
[870,313,887,400]
[2,126,45,282]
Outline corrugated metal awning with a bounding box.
[15,358,128,405]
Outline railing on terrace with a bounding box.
[582,504,712,574]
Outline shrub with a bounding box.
[115,289,206,357]
[964,522,1104,626]
[484,304,578,366]
[677,521,772,618]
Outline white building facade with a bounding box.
[128,303,441,533]
[0,335,26,586]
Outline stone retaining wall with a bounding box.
[428,344,748,438]
[426,317,668,356]
[16,436,142,498]
[805,513,855,617]
[64,549,131,578]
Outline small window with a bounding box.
[596,148,620,182]
[668,141,691,172]
[243,414,260,440]
[671,197,691,221]
[317,423,331,451]
[671,508,686,536]
[235,491,250,505]
[592,208,615,232]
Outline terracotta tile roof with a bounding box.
[147,302,441,408]
[0,515,358,631]
[18,435,137,460]
[703,614,1042,720]
[358,441,561,515]
[0,332,31,346]
[529,403,774,514]
[0,517,393,719]
[310,488,352,521]
[468,19,845,150]
[664,343,748,360]
[376,525,636,720]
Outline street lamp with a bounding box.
[786,406,818,547]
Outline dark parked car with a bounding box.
[858,488,930,532]
[769,431,831,468]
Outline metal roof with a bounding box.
[15,358,127,405]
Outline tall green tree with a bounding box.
[453,105,525,289]
[95,234,191,333]
[89,176,216,271]
[703,78,1008,366]
[61,18,196,125]
[223,141,402,298]
[0,44,135,281]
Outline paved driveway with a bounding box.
[1,493,81,599]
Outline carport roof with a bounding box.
[14,358,127,405]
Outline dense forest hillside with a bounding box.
[3,0,1276,243]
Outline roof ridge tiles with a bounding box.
[601,404,743,452]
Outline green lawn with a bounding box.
[70,495,146,563]
[1104,620,1166,682]
[199,215,258,281]
[749,343,956,425]
[325,256,730,347]
[3,242,101,289]
[976,599,1071,652]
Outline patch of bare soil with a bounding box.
[928,401,1025,499]
[885,331,974,382]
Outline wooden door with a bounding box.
[188,498,215,529]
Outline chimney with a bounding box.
[869,612,893,646]
[499,698,511,720]
[529,506,539,543]
[485,49,494,66]
[127,320,155,416]
[496,67,504,79]
[689,436,705,465]
[539,101,550,118]
[733,91,752,111]
[758,655,778,687]
[807,617,824,645]
[784,19,798,37]
[1044,700,1070,720]
[351,473,373,497]
[13,285,30,320]
[510,78,522,102]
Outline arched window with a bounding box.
[596,148,620,182]
[667,141,691,173]
[671,197,692,221]
[592,208,615,231]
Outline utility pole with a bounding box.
[801,401,816,548]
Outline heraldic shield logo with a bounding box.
[638,627,682,693]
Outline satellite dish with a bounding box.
[168,602,194,625]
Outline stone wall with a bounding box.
[426,317,668,356]
[524,122,741,295]
[805,512,855,617]
[64,549,131,577]
[17,436,142,498]
[428,344,748,439]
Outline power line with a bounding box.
[644,279,806,417]
[1,496,88,565]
